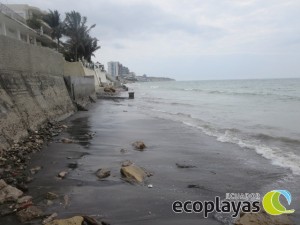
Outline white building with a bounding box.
[0,3,54,46]
[5,4,47,20]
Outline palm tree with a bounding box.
[63,11,96,61]
[77,34,101,62]
[43,10,63,51]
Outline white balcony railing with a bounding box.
[0,3,26,24]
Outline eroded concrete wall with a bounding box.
[64,61,85,76]
[0,35,75,148]
[64,75,95,105]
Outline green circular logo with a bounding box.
[262,190,295,215]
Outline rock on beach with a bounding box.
[132,141,146,150]
[120,164,147,183]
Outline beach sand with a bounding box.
[1,99,299,225]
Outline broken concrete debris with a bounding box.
[121,160,133,167]
[16,205,43,223]
[132,141,146,151]
[45,215,108,225]
[176,162,197,168]
[0,179,23,204]
[234,211,295,225]
[58,171,68,179]
[120,164,147,183]
[96,168,111,179]
[46,192,59,200]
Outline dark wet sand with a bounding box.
[1,99,299,225]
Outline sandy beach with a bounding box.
[1,98,299,225]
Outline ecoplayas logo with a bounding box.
[262,190,295,215]
[172,190,295,218]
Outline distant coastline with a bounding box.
[136,76,175,82]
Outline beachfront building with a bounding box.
[5,4,46,20]
[0,3,55,47]
[107,61,121,77]
[121,66,129,77]
[107,61,134,78]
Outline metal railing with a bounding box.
[0,2,26,24]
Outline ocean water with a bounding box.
[128,78,300,175]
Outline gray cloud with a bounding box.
[5,0,300,79]
[85,2,226,41]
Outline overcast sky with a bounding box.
[5,0,300,80]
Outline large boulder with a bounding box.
[104,87,116,93]
[234,212,295,225]
[0,179,23,203]
[45,216,84,225]
[17,206,43,223]
[46,216,106,225]
[120,164,147,183]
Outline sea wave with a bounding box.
[142,98,194,107]
[178,88,300,101]
[252,133,300,145]
[185,123,300,175]
[146,108,300,175]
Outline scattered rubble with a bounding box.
[30,166,42,175]
[45,215,108,225]
[176,163,197,168]
[63,195,70,208]
[132,141,146,150]
[121,160,132,167]
[104,86,116,93]
[61,138,74,144]
[17,195,32,204]
[68,162,78,169]
[46,200,53,206]
[120,164,147,183]
[120,148,127,153]
[187,184,201,189]
[0,121,68,188]
[234,211,295,225]
[16,205,43,223]
[46,192,59,200]
[96,168,111,179]
[84,132,96,139]
[74,102,89,111]
[58,171,68,179]
[42,213,58,224]
[46,216,84,225]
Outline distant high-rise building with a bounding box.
[107,61,120,76]
[121,66,129,77]
[108,61,134,77]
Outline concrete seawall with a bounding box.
[64,75,96,105]
[0,35,76,148]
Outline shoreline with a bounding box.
[0,99,299,224]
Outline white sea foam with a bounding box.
[150,109,300,175]
[185,121,300,175]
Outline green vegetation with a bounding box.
[63,11,100,62]
[43,10,63,51]
[27,9,100,63]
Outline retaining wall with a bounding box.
[64,75,95,105]
[0,35,75,148]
